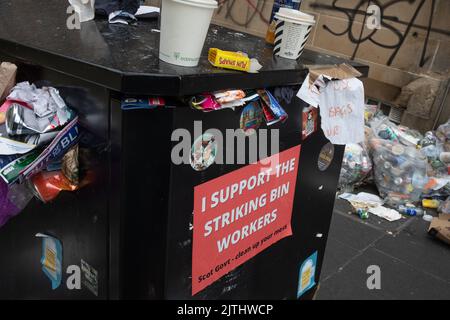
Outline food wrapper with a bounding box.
[214,90,245,105]
[189,94,221,112]
[257,89,288,125]
[121,97,165,110]
[208,48,262,73]
[62,144,79,185]
[30,169,94,203]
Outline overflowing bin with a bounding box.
[0,0,368,300]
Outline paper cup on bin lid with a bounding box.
[159,0,218,67]
[273,8,315,60]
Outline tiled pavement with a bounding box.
[317,198,450,300]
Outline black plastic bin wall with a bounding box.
[0,0,369,300]
[0,61,343,300]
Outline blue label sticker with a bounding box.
[36,233,62,290]
[297,251,317,298]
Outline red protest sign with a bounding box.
[192,145,301,295]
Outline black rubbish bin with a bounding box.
[0,0,368,300]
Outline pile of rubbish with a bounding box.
[187,89,288,127]
[338,142,372,192]
[338,104,450,244]
[0,63,91,228]
[122,88,290,132]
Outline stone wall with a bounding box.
[148,0,450,130]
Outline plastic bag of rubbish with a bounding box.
[436,119,450,152]
[369,114,422,147]
[438,197,450,214]
[364,104,380,125]
[418,131,448,178]
[369,115,398,141]
[436,119,450,141]
[0,180,33,228]
[369,138,428,206]
[338,143,372,191]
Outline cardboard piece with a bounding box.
[0,62,17,101]
[308,63,362,85]
[428,214,450,246]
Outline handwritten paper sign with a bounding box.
[297,74,365,145]
[318,78,365,145]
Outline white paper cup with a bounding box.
[159,0,218,67]
[273,8,315,60]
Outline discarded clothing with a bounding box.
[95,0,140,24]
[95,0,140,16]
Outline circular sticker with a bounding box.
[318,142,335,171]
[240,101,264,135]
[190,133,217,171]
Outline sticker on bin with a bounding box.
[297,251,317,298]
[81,259,98,297]
[36,233,63,290]
[302,106,318,140]
[192,145,301,295]
[318,142,334,172]
[190,133,217,171]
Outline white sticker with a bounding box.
[81,259,98,297]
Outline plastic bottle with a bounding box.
[398,205,423,216]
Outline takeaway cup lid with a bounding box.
[275,8,315,25]
[172,0,218,9]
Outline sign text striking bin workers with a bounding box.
[192,145,301,295]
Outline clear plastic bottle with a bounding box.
[398,205,423,216]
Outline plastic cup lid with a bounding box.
[275,8,315,24]
[173,0,218,9]
[392,145,405,156]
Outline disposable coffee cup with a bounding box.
[159,0,218,67]
[273,8,315,60]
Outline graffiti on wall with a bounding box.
[216,0,270,28]
[309,0,450,67]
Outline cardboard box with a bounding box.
[308,63,362,85]
[0,62,17,101]
[428,214,450,246]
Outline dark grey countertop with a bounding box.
[0,0,368,95]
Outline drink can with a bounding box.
[266,0,302,44]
